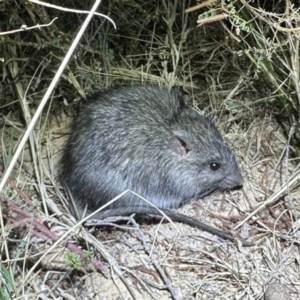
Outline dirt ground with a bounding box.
[2,107,299,299]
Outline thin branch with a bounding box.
[0,18,58,36]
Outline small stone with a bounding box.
[265,281,289,300]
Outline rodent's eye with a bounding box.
[210,162,221,171]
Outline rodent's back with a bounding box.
[61,84,243,214]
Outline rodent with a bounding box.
[61,84,251,246]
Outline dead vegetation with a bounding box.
[0,0,300,299]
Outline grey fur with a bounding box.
[61,84,247,243]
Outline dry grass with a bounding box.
[1,0,300,299]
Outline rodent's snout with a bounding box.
[224,169,244,190]
[231,173,244,190]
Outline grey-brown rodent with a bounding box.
[61,84,250,245]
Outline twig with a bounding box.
[4,202,109,274]
[129,217,179,300]
[185,0,217,13]
[235,167,300,229]
[197,13,228,25]
[0,18,58,36]
[28,0,116,29]
[0,171,34,207]
[240,0,300,32]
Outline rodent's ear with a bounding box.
[168,133,191,156]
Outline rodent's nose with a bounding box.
[228,171,244,189]
[234,173,244,189]
[238,174,244,186]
